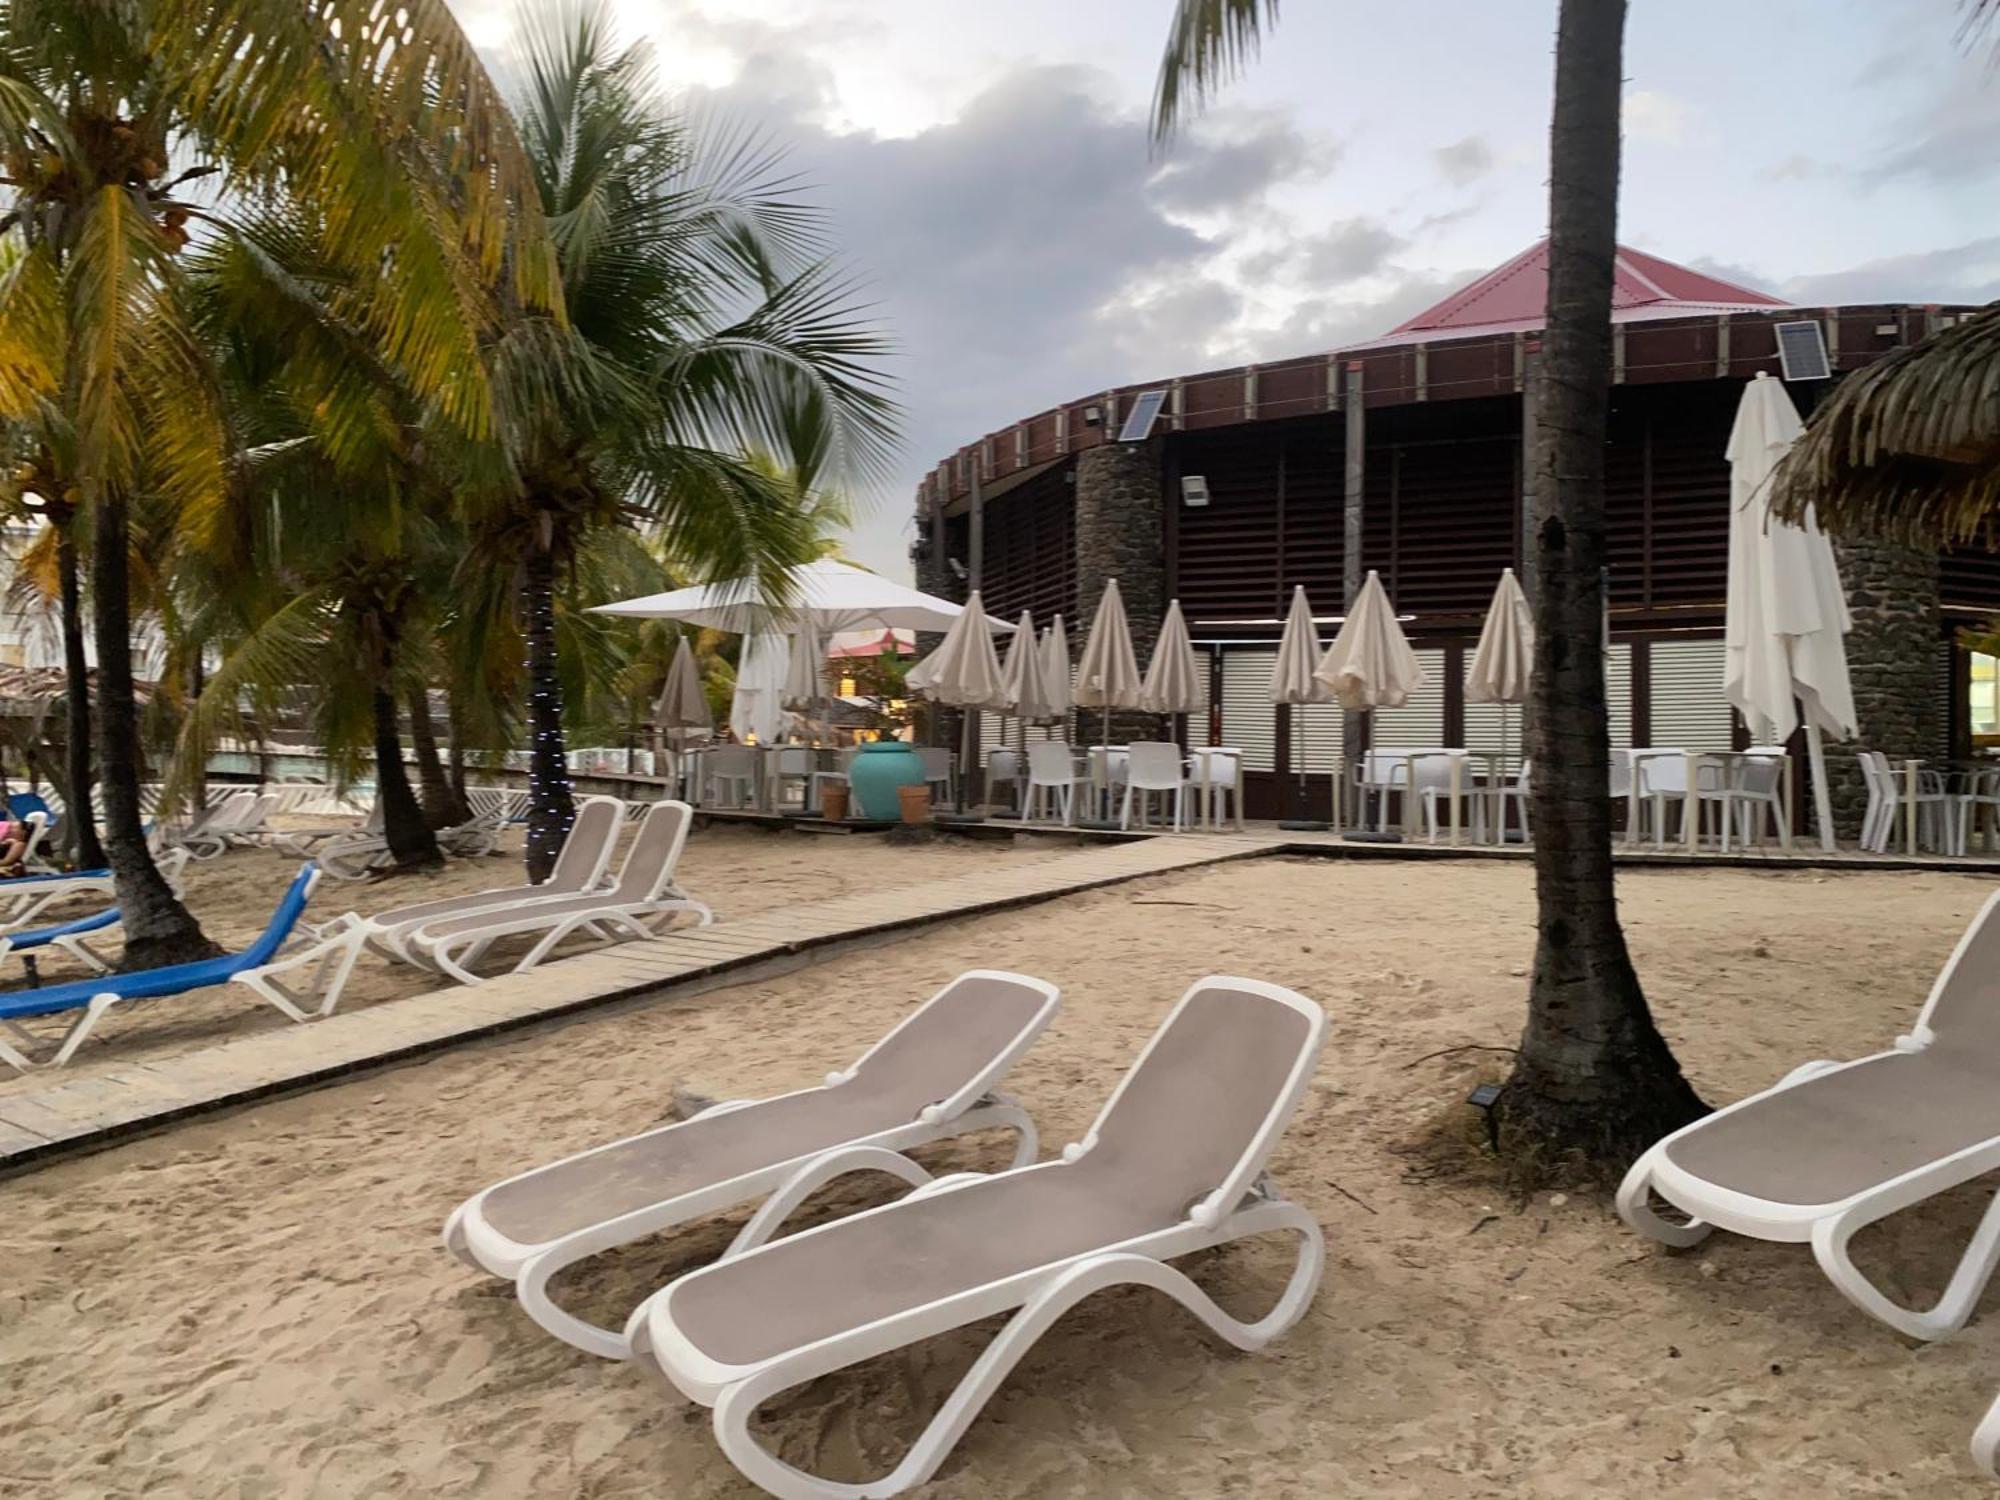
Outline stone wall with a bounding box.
[1828,534,1941,838]
[1073,441,1169,743]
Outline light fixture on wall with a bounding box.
[1181,475,1211,508]
[1081,404,1103,427]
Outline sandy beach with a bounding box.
[0,818,1075,1092]
[2,847,1997,1497]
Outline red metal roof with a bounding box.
[1372,239,1790,346]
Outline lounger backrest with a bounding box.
[1081,977,1325,1225]
[609,799,693,899]
[240,864,321,967]
[546,797,623,891]
[209,790,258,831]
[843,970,1060,1121]
[1908,889,2000,1054]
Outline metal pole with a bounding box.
[1341,362,1366,831]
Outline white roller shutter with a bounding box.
[1220,650,1278,771]
[1370,648,1447,748]
[1648,638,1733,751]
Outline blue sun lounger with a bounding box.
[0,863,368,1073]
[0,903,124,973]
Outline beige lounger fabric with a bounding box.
[482,975,1051,1246]
[667,984,1311,1368]
[1662,904,2000,1208]
[1663,1051,2000,1207]
[372,798,619,931]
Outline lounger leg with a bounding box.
[1614,1147,1714,1249]
[516,1237,665,1361]
[1974,1389,2000,1478]
[703,1197,1322,1500]
[1811,1188,2000,1341]
[0,993,123,1074]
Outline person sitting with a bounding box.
[0,815,29,878]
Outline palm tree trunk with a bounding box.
[1499,0,1703,1173]
[92,491,219,966]
[522,540,576,883]
[54,515,105,868]
[187,654,209,815]
[407,685,469,828]
[374,684,441,869]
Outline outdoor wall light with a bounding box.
[1081,404,1103,427]
[1467,1082,1502,1151]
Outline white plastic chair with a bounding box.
[917,746,955,808]
[1489,759,1531,843]
[987,748,1025,813]
[1355,750,1408,832]
[1859,750,1958,854]
[1120,741,1188,831]
[1412,751,1482,842]
[701,746,758,810]
[1957,766,2000,855]
[1701,749,1791,851]
[769,748,816,813]
[809,747,860,815]
[1187,747,1243,830]
[1024,741,1088,825]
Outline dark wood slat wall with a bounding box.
[970,464,1077,625]
[1173,416,1343,622]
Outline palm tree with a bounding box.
[477,4,896,880]
[1156,0,1702,1173]
[0,0,558,964]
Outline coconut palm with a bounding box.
[0,0,559,962]
[1156,0,1702,1173]
[475,4,896,880]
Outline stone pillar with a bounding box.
[910,486,962,749]
[1829,534,1941,838]
[1074,440,1167,742]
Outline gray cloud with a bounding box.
[1778,238,2000,306]
[1432,135,1495,188]
[1859,72,2000,189]
[1299,217,1408,285]
[1270,266,1489,354]
[1148,109,1334,213]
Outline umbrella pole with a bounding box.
[960,710,976,813]
[1805,720,1836,853]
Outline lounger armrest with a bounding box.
[231,924,367,1023]
[688,1097,756,1120]
[722,1144,935,1261]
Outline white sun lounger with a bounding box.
[443,970,1061,1359]
[0,847,190,934]
[625,975,1326,1500]
[347,796,622,963]
[1619,889,2000,1341]
[406,799,708,984]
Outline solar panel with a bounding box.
[1774,320,1831,382]
[1117,388,1168,443]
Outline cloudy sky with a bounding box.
[454,0,2000,579]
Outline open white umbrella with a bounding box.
[730,630,789,745]
[908,589,1008,810]
[1725,371,1856,851]
[1271,585,1332,824]
[1466,567,1535,778]
[592,557,1014,636]
[654,637,713,738]
[1140,600,1203,717]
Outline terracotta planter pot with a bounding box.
[819,784,850,822]
[897,784,932,824]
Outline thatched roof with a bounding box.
[1773,302,2000,546]
[0,665,156,719]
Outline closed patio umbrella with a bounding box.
[1725,372,1856,851]
[1001,610,1057,722]
[1465,567,1535,778]
[730,631,788,745]
[1316,571,1425,838]
[908,588,1008,810]
[1271,585,1332,826]
[1075,581,1145,821]
[1038,614,1073,733]
[781,624,827,742]
[654,637,713,738]
[1140,600,1203,717]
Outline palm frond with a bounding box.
[1772,303,2000,545]
[1152,0,1282,143]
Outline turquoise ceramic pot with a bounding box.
[848,740,926,820]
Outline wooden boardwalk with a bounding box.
[0,832,1268,1175]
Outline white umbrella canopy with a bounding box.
[907,588,1008,708]
[1314,571,1425,709]
[653,637,713,735]
[1466,569,1535,706]
[591,558,1014,636]
[1725,372,1856,851]
[1140,600,1203,714]
[729,630,789,744]
[1039,614,1073,725]
[781,624,825,713]
[1271,586,1332,706]
[1074,579,1144,710]
[1725,374,1857,743]
[1000,610,1059,721]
